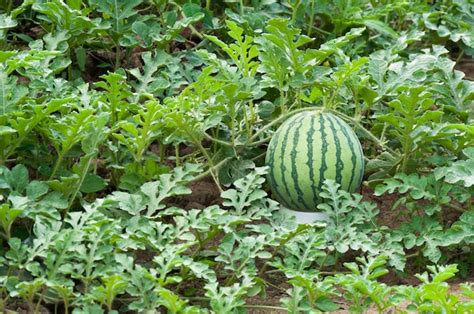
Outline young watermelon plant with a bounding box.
[0,0,473,313]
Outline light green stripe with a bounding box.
[343,119,364,192]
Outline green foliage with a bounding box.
[318,180,379,254]
[113,100,163,162]
[128,51,170,101]
[206,20,259,78]
[435,147,474,187]
[108,164,200,217]
[397,264,474,312]
[377,86,443,172]
[375,172,471,216]
[88,0,141,42]
[336,255,393,313]
[0,0,473,312]
[221,166,270,215]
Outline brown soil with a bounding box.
[3,299,50,314]
[181,178,223,209]
[456,60,474,80]
[246,271,291,313]
[360,185,409,230]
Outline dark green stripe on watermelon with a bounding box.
[317,114,328,194]
[333,115,357,191]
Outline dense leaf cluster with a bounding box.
[0,0,473,312]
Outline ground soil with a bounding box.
[182,179,223,209]
[456,60,474,80]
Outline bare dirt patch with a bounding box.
[456,59,474,80]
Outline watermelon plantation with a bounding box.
[0,0,473,313]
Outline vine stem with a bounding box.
[63,155,93,218]
[247,107,398,159]
[248,107,323,143]
[183,129,220,188]
[455,50,464,64]
[405,251,420,259]
[203,132,233,147]
[49,151,64,179]
[307,0,316,37]
[0,231,8,240]
[114,43,121,70]
[247,136,272,147]
[251,151,266,161]
[291,0,302,23]
[188,24,204,40]
[175,144,180,166]
[329,109,399,156]
[319,254,329,271]
[6,0,12,14]
[195,140,222,191]
[445,202,466,213]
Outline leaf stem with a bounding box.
[307,0,316,37]
[49,151,64,179]
[248,107,322,143]
[6,0,12,14]
[203,132,233,147]
[175,144,180,166]
[64,155,93,218]
[114,44,121,70]
[185,129,223,191]
[444,202,465,213]
[330,109,398,156]
[190,158,231,183]
[455,50,464,65]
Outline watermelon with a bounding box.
[265,111,364,212]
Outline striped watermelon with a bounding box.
[265,111,364,212]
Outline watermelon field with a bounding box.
[1,0,474,313]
